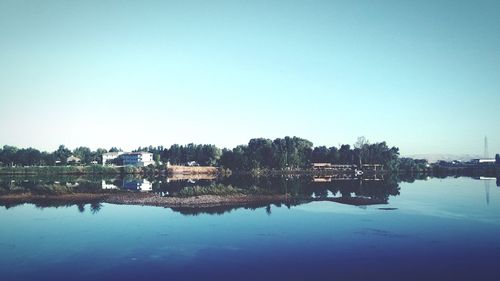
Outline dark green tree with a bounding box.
[312,146,329,163]
[0,145,18,166]
[53,145,72,164]
[73,147,92,164]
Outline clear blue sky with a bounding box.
[1,0,499,156]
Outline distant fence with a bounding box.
[167,165,219,175]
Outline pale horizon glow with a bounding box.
[1,0,499,156]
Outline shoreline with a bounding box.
[0,192,291,209]
[0,165,393,178]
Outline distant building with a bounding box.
[122,152,154,166]
[471,158,496,164]
[66,156,81,164]
[102,151,154,167]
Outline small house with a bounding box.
[67,156,81,164]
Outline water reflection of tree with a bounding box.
[153,178,214,194]
[90,202,102,214]
[171,202,289,216]
[266,205,272,215]
[0,175,113,195]
[4,173,497,215]
[77,203,85,213]
[165,175,403,216]
[220,174,401,203]
[76,202,102,214]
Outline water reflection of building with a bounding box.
[102,179,153,191]
[311,163,383,172]
[312,174,383,182]
[312,163,355,171]
[122,179,152,192]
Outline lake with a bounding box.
[1,175,500,281]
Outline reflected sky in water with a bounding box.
[1,177,500,281]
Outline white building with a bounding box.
[102,151,154,167]
[122,152,154,167]
[102,152,124,165]
[66,155,81,164]
[471,158,496,164]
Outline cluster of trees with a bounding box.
[397,157,430,173]
[0,136,401,170]
[309,138,400,168]
[0,145,108,166]
[0,143,223,167]
[219,136,400,171]
[219,137,314,170]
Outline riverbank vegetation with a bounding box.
[219,136,400,171]
[0,165,122,175]
[176,184,273,197]
[2,137,495,175]
[0,136,401,171]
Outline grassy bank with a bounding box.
[176,184,273,197]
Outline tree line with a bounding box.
[219,136,400,170]
[0,145,107,166]
[0,136,401,170]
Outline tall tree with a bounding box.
[312,146,329,163]
[338,144,352,164]
[0,145,18,166]
[73,147,92,164]
[54,145,72,164]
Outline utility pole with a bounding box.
[484,136,489,158]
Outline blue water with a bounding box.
[1,177,500,281]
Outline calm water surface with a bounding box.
[1,177,500,281]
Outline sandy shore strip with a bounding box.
[0,192,291,208]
